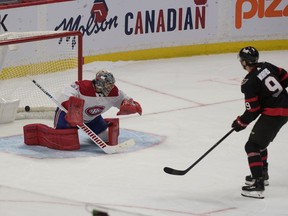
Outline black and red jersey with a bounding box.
[240,62,288,124]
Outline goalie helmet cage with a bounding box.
[0,31,83,120]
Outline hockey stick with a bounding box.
[30,78,135,154]
[164,128,234,176]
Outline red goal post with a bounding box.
[0,31,83,121]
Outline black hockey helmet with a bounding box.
[238,46,259,66]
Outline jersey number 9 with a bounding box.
[265,76,283,97]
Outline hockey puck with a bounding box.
[92,209,109,216]
[25,106,30,112]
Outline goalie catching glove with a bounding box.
[117,98,142,116]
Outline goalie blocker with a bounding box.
[64,96,84,127]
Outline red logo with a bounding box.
[91,0,109,23]
[194,0,207,5]
[86,106,105,116]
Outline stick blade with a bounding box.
[104,139,135,154]
[115,138,135,152]
[163,167,186,176]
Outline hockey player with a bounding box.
[231,46,288,199]
[54,69,142,145]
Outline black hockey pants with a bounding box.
[244,114,288,178]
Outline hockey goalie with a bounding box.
[24,70,142,150]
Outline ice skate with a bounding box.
[245,165,269,186]
[241,177,265,199]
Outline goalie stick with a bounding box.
[164,129,234,176]
[30,78,135,154]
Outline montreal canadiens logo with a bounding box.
[86,106,105,116]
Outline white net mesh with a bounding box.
[0,31,82,120]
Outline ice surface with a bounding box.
[0,50,287,216]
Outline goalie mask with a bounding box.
[93,70,115,96]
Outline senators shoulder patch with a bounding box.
[241,78,249,85]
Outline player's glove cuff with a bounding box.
[232,116,248,132]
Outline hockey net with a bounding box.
[0,31,83,122]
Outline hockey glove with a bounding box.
[232,116,248,132]
[64,96,84,127]
[117,98,142,116]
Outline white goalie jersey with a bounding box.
[57,80,129,123]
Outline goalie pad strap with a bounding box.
[23,123,80,150]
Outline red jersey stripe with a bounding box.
[263,108,288,116]
[245,96,258,103]
[249,162,263,168]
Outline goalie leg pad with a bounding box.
[23,123,80,150]
[105,118,119,146]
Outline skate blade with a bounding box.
[241,190,264,199]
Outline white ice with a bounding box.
[0,50,288,216]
